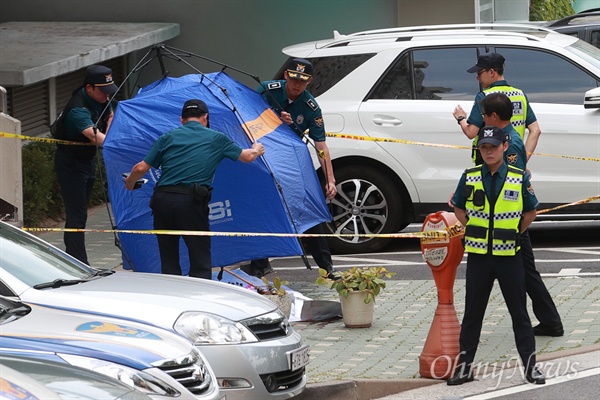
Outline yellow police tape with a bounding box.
[0,131,94,145]
[24,223,464,240]
[2,130,599,161]
[21,194,600,238]
[325,132,600,162]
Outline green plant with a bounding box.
[530,0,575,21]
[259,276,288,296]
[21,141,108,227]
[316,266,396,304]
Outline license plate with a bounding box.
[289,345,310,371]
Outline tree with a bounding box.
[530,0,576,21]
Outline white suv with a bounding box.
[276,24,600,253]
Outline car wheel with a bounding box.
[324,165,406,254]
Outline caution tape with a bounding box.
[325,132,600,162]
[23,195,600,238]
[0,131,94,146]
[536,195,600,215]
[24,222,465,240]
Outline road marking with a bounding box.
[464,367,600,399]
[558,268,582,275]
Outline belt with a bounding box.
[154,185,195,195]
[154,184,211,195]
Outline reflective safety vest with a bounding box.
[463,165,524,256]
[472,85,528,163]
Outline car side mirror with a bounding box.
[584,87,600,109]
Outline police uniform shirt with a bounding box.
[65,88,113,142]
[467,80,538,128]
[503,124,527,171]
[144,121,243,187]
[258,80,326,142]
[451,161,539,212]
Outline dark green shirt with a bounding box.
[144,121,242,187]
[257,80,326,142]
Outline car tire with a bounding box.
[323,165,406,254]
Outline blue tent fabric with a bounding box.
[103,72,331,274]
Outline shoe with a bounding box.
[240,263,273,278]
[533,323,564,337]
[447,365,474,386]
[260,266,274,277]
[320,266,342,280]
[525,367,546,384]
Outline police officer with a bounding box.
[453,52,542,163]
[448,126,545,386]
[125,99,265,279]
[54,65,117,264]
[479,93,563,337]
[242,58,338,279]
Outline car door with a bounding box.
[357,46,484,204]
[494,45,600,206]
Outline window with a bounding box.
[369,47,481,101]
[496,47,599,104]
[274,54,375,98]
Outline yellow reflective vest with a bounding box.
[471,85,528,163]
[463,165,524,256]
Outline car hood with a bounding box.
[1,303,195,368]
[20,272,278,328]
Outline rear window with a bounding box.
[274,54,375,97]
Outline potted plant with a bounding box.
[316,266,396,328]
[259,277,292,319]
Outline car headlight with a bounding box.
[174,312,258,345]
[58,353,181,397]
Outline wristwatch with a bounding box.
[456,115,466,124]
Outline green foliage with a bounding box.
[21,141,108,227]
[316,266,396,304]
[530,0,575,21]
[259,276,288,296]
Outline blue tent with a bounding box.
[103,72,331,274]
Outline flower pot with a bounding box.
[340,290,374,328]
[263,293,292,319]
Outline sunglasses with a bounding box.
[476,69,489,77]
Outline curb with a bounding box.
[295,344,600,400]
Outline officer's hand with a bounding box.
[252,143,265,156]
[324,182,337,200]
[280,111,293,125]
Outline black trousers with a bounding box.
[151,191,212,279]
[521,230,562,327]
[458,252,536,370]
[54,149,95,265]
[250,222,333,271]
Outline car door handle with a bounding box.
[372,116,402,126]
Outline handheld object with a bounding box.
[122,172,147,190]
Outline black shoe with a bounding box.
[260,266,274,277]
[525,367,546,384]
[533,323,564,337]
[447,365,474,386]
[320,266,341,280]
[240,264,273,278]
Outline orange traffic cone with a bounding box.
[418,211,464,379]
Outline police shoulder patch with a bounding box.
[507,153,518,165]
[306,98,318,111]
[268,82,282,90]
[527,184,535,196]
[314,116,324,127]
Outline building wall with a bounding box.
[1,0,400,88]
[397,0,475,25]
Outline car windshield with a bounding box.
[0,223,94,286]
